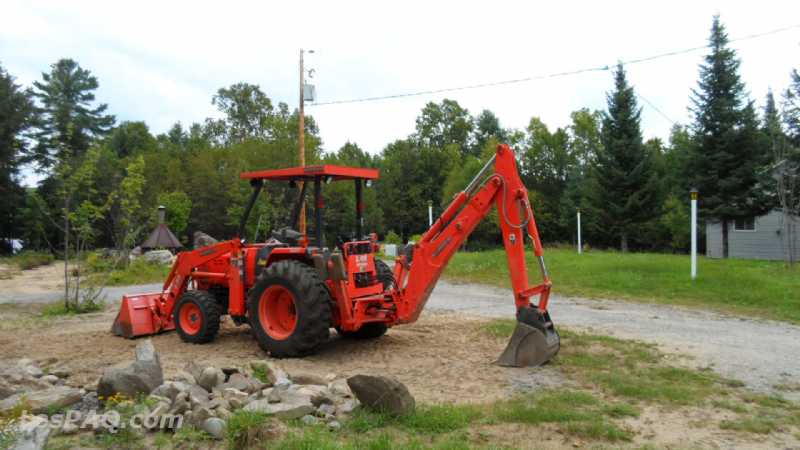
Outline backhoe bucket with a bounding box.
[111,293,173,338]
[496,309,560,367]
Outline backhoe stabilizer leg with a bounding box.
[496,306,560,367]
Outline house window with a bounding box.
[734,217,756,232]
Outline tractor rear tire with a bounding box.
[174,290,221,344]
[247,260,332,357]
[338,259,393,340]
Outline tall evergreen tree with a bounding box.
[689,16,771,257]
[0,63,36,246]
[785,69,800,146]
[29,59,115,169]
[588,63,661,251]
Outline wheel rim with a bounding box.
[179,302,203,335]
[259,285,297,340]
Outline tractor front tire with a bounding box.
[247,260,332,358]
[174,290,221,344]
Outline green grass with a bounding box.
[40,299,104,317]
[0,250,54,270]
[481,319,800,437]
[445,248,800,323]
[88,259,171,286]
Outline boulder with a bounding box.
[197,367,225,392]
[328,420,342,431]
[335,398,359,416]
[98,340,163,399]
[10,415,50,450]
[201,417,226,440]
[0,386,82,414]
[143,249,174,265]
[40,375,60,385]
[347,375,414,416]
[249,360,289,386]
[193,231,218,249]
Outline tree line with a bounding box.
[1,15,799,259]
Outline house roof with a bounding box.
[240,165,379,182]
[141,224,182,249]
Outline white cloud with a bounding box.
[3,0,799,181]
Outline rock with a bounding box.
[216,407,232,420]
[58,421,79,436]
[10,415,50,450]
[201,417,226,439]
[328,420,342,430]
[40,375,60,385]
[0,379,17,400]
[194,231,218,249]
[169,392,191,415]
[191,406,214,426]
[217,373,261,394]
[244,391,315,420]
[335,399,359,416]
[208,396,230,411]
[221,366,240,377]
[50,368,70,379]
[347,375,414,416]
[197,367,226,392]
[143,249,174,265]
[324,373,337,382]
[221,388,249,409]
[146,394,171,407]
[328,379,352,398]
[97,340,163,399]
[174,370,196,385]
[50,367,71,378]
[0,386,82,414]
[316,403,336,418]
[71,392,100,414]
[249,360,289,386]
[292,385,333,407]
[300,414,319,426]
[290,372,328,386]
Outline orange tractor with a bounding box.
[112,144,560,366]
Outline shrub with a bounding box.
[384,230,402,245]
[5,251,54,270]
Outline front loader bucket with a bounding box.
[496,309,560,367]
[111,293,174,339]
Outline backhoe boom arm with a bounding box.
[394,144,552,324]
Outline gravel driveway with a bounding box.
[427,280,800,397]
[2,278,798,398]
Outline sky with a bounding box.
[3,1,799,186]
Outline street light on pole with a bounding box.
[690,188,698,280]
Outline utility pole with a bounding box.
[298,49,307,235]
[428,200,433,227]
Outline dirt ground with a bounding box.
[0,304,555,404]
[2,267,800,449]
[0,263,64,293]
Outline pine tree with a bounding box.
[30,59,115,169]
[689,16,771,257]
[588,63,661,251]
[0,64,36,247]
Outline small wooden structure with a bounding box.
[141,206,182,251]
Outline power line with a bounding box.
[636,92,676,125]
[308,23,800,107]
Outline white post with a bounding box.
[428,200,433,227]
[577,209,582,254]
[690,189,698,280]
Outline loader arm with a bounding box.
[392,143,558,366]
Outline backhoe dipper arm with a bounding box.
[394,144,551,323]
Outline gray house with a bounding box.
[706,210,799,260]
